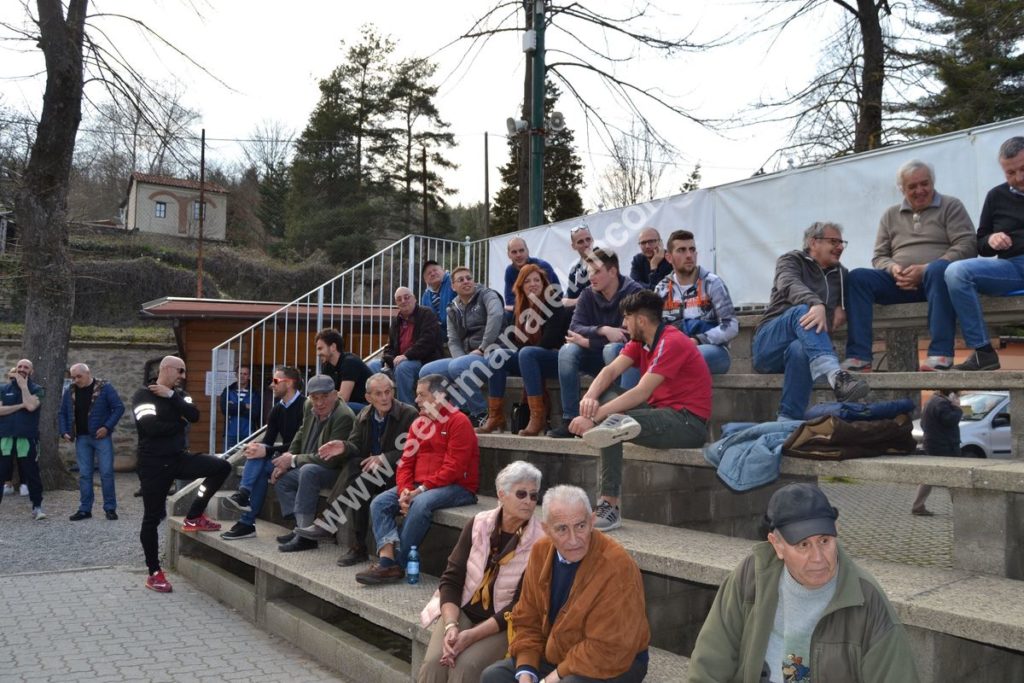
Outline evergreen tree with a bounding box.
[387,57,457,234]
[903,1,1024,136]
[286,26,396,262]
[491,82,584,235]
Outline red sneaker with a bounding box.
[146,570,173,593]
[182,514,221,532]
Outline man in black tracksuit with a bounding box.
[133,355,230,593]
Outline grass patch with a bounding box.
[0,322,174,345]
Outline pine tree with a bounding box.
[491,82,584,235]
[902,0,1024,136]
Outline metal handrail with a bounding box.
[207,233,489,453]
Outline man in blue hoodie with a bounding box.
[548,247,644,438]
[753,222,869,421]
[0,358,45,519]
[60,363,125,520]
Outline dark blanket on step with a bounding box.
[782,413,917,460]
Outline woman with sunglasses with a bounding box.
[478,264,570,435]
[418,461,544,683]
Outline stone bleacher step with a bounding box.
[168,515,689,682]
[433,496,1024,653]
[711,370,1024,390]
[477,433,1024,493]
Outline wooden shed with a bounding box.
[140,297,394,452]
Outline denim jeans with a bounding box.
[945,254,1024,348]
[698,344,732,375]
[482,657,648,683]
[0,439,42,507]
[238,456,276,526]
[557,342,631,419]
[595,387,708,498]
[367,358,422,404]
[752,305,840,420]
[420,356,488,415]
[487,347,561,398]
[845,262,955,360]
[274,463,341,528]
[370,484,476,566]
[75,435,116,513]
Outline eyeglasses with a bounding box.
[569,225,589,234]
[171,367,186,374]
[815,237,848,248]
[514,490,539,501]
[639,238,660,246]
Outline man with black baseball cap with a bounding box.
[689,483,918,682]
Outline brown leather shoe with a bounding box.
[337,545,369,567]
[355,562,405,585]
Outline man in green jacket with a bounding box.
[270,374,355,553]
[689,483,918,683]
[293,373,418,567]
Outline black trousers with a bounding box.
[137,453,230,573]
[0,439,43,508]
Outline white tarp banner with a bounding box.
[488,117,1024,307]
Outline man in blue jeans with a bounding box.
[945,136,1024,371]
[841,160,976,372]
[221,366,304,540]
[60,363,125,521]
[548,247,643,438]
[753,222,869,421]
[356,374,478,585]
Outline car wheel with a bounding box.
[961,445,986,459]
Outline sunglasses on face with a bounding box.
[514,489,539,501]
[174,368,186,374]
[272,378,291,385]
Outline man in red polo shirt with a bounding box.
[569,289,712,531]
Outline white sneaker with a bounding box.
[19,484,28,496]
[919,355,953,372]
[582,414,641,450]
[32,507,46,521]
[593,500,622,531]
[2,484,12,495]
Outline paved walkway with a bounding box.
[0,473,345,682]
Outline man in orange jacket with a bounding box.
[356,373,479,585]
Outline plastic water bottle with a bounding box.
[406,546,420,585]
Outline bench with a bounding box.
[166,515,689,683]
[477,433,1024,581]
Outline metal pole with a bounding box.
[197,127,206,297]
[422,146,429,236]
[529,0,546,228]
[484,132,490,238]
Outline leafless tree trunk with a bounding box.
[15,0,88,488]
[853,0,885,152]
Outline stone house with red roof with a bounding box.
[124,172,229,241]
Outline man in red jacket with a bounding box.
[356,373,479,585]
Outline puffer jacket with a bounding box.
[688,542,919,683]
[446,284,505,357]
[59,379,125,438]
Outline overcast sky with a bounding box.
[0,0,840,210]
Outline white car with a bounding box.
[912,391,1012,459]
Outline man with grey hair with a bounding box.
[563,225,594,307]
[367,286,443,404]
[356,374,478,585]
[944,136,1024,371]
[269,374,355,553]
[60,363,125,520]
[294,372,418,567]
[481,484,650,683]
[689,483,918,682]
[753,223,869,421]
[842,160,976,372]
[504,236,560,314]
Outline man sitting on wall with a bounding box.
[367,287,443,404]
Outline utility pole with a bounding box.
[528,0,546,228]
[484,131,490,238]
[421,146,428,236]
[196,127,205,298]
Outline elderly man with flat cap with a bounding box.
[689,483,918,683]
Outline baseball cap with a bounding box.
[306,375,335,395]
[765,483,838,544]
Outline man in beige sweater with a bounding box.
[842,159,977,372]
